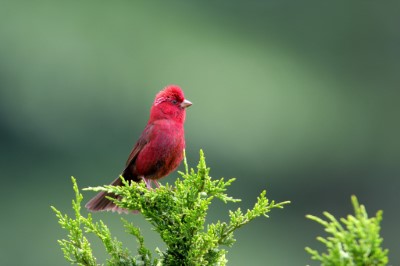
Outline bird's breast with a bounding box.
[134,120,185,179]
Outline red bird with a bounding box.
[86,85,192,212]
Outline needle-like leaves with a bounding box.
[52,150,290,265]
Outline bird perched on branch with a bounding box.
[86,85,192,212]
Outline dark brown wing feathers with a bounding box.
[84,176,128,213]
[85,124,153,212]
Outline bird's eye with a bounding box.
[171,100,178,105]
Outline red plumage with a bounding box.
[85,85,192,213]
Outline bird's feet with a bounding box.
[153,180,160,188]
[140,177,160,189]
[141,176,152,189]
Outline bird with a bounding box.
[85,85,192,212]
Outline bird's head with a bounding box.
[150,85,192,123]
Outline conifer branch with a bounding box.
[52,150,290,265]
[305,195,389,265]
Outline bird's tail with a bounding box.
[85,176,129,213]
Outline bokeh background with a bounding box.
[1,1,399,265]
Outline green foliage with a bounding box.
[305,195,389,266]
[52,150,290,265]
[51,177,152,266]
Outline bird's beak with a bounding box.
[181,99,192,108]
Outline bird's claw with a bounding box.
[141,176,160,190]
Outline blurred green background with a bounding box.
[1,1,399,265]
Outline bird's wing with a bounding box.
[125,123,153,167]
